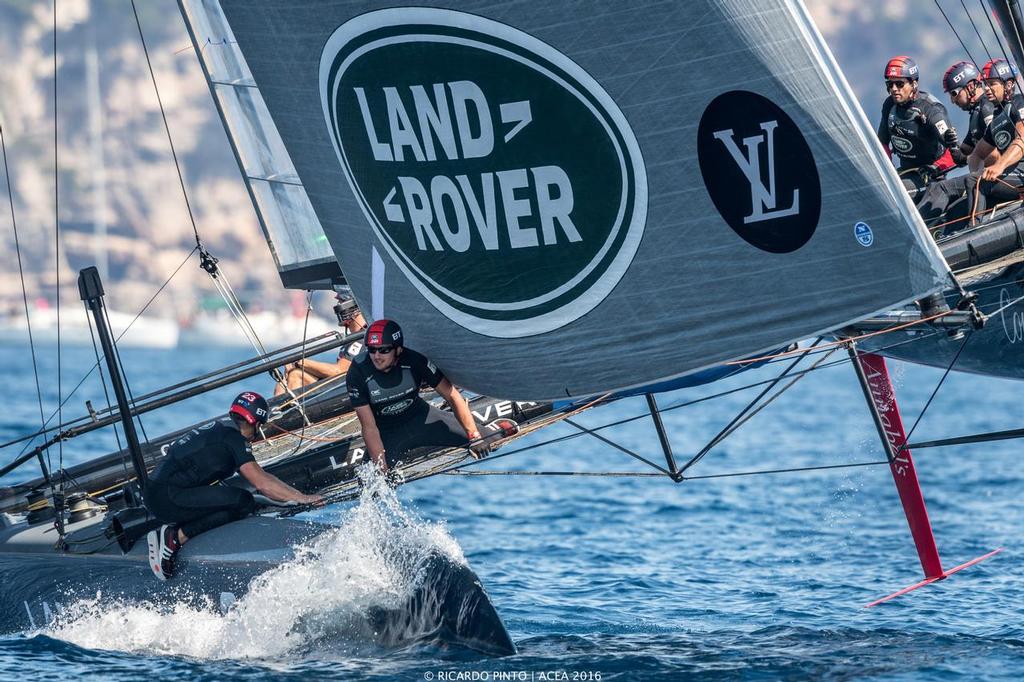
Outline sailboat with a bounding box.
[2,0,1024,657]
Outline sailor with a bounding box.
[877,56,966,200]
[919,58,1024,232]
[974,59,1024,191]
[274,293,368,396]
[942,60,996,171]
[346,319,487,475]
[145,391,322,580]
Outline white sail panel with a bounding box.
[180,0,342,289]
[213,0,952,399]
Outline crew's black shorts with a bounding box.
[145,479,255,540]
[379,404,468,467]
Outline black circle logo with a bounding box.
[697,91,820,254]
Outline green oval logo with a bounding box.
[320,8,647,337]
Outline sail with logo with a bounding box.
[199,0,952,400]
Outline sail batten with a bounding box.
[210,0,951,399]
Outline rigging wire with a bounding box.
[102,303,150,445]
[0,126,49,474]
[53,0,63,499]
[960,0,994,65]
[84,312,129,481]
[980,0,1018,71]
[680,338,826,474]
[936,0,984,68]
[442,459,891,480]
[8,248,197,461]
[899,328,975,449]
[129,0,202,249]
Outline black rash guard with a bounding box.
[345,347,445,427]
[982,93,1024,168]
[878,91,955,169]
[964,97,996,150]
[150,421,254,488]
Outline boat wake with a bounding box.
[41,469,470,660]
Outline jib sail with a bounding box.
[198,0,952,400]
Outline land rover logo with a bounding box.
[995,129,1013,150]
[380,399,414,416]
[890,135,913,153]
[319,8,647,338]
[697,91,820,254]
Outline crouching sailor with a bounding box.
[877,55,965,201]
[145,391,322,580]
[347,319,488,476]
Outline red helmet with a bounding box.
[884,56,919,81]
[365,318,403,348]
[230,391,269,425]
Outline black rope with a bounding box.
[960,0,994,65]
[1,126,49,469]
[936,0,985,68]
[130,0,202,249]
[900,328,974,448]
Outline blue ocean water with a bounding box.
[0,341,1021,680]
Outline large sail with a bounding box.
[179,0,344,290]
[200,0,952,400]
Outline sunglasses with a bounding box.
[886,80,910,90]
[367,346,395,355]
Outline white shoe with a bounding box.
[146,524,179,581]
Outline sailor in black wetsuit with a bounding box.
[274,293,367,396]
[877,56,965,200]
[943,60,996,171]
[919,59,1024,233]
[144,392,322,580]
[346,319,486,474]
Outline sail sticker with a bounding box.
[319,8,647,337]
[697,91,821,254]
[854,222,874,247]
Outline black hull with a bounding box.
[0,514,515,656]
[860,261,1024,379]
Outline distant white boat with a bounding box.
[0,305,179,349]
[178,309,336,350]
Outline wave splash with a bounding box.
[44,468,466,659]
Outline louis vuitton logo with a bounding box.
[712,120,800,224]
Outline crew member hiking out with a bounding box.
[877,56,965,200]
[346,319,496,475]
[274,293,368,397]
[918,59,1024,233]
[943,60,996,171]
[145,392,322,581]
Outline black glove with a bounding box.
[949,147,968,167]
[908,107,927,125]
[942,126,959,149]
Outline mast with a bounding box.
[77,266,148,492]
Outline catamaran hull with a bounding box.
[0,515,515,655]
[859,261,1024,380]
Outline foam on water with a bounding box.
[42,468,465,660]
